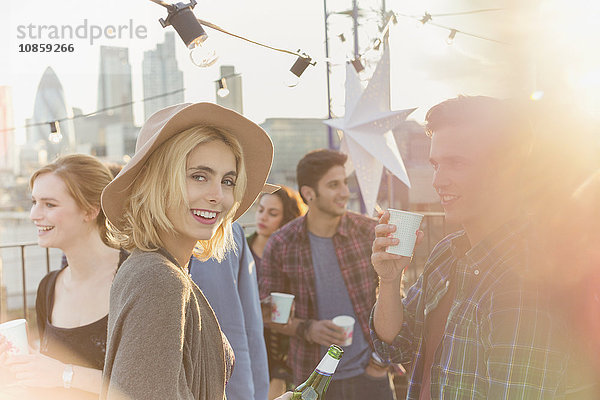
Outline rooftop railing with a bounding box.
[0,213,447,324]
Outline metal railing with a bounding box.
[0,242,52,321]
[0,213,447,322]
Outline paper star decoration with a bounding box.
[324,42,416,214]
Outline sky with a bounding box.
[1,0,599,148]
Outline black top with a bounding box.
[35,249,128,370]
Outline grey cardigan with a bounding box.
[101,249,230,400]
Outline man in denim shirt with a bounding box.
[190,222,269,400]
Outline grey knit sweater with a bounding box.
[101,249,231,400]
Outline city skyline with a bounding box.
[2,0,599,163]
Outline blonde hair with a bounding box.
[30,154,115,246]
[109,126,247,262]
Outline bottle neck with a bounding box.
[315,353,340,376]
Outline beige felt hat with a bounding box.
[101,102,275,230]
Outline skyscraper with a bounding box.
[30,67,75,162]
[98,46,134,125]
[0,86,15,171]
[142,32,184,120]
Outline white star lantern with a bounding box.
[324,42,416,215]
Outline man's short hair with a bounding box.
[425,95,525,140]
[296,149,347,203]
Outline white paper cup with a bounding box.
[386,209,424,257]
[0,319,29,354]
[271,292,295,324]
[332,315,355,346]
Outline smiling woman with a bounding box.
[0,154,124,400]
[99,102,273,400]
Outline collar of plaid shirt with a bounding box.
[371,218,570,399]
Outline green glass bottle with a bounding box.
[291,344,344,400]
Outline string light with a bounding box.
[351,58,365,73]
[157,0,217,67]
[48,121,62,144]
[419,12,432,26]
[0,88,187,134]
[286,54,315,87]
[216,77,229,97]
[446,29,457,45]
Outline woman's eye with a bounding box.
[46,203,55,208]
[223,178,236,187]
[192,175,207,182]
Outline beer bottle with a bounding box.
[292,344,343,400]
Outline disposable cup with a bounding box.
[0,319,29,355]
[332,315,355,346]
[386,209,424,257]
[270,292,295,324]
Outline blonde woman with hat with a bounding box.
[99,103,274,400]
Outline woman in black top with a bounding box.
[1,154,123,398]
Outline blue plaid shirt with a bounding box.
[371,221,570,399]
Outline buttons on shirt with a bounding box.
[446,280,450,287]
[473,269,480,276]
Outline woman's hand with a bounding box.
[274,392,293,400]
[4,352,64,388]
[371,211,423,283]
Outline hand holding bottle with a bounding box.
[371,211,423,283]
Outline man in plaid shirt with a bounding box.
[371,96,570,399]
[259,149,394,399]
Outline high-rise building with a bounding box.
[29,67,76,162]
[0,86,15,172]
[260,118,331,188]
[98,46,134,125]
[142,32,184,120]
[216,65,243,114]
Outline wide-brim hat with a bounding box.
[101,102,275,231]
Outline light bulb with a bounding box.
[217,87,230,97]
[48,121,62,144]
[216,77,229,97]
[446,29,457,45]
[48,131,63,144]
[284,72,300,88]
[189,36,218,68]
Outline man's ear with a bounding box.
[300,186,315,203]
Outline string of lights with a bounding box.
[0,88,186,134]
[393,10,508,45]
[148,0,507,82]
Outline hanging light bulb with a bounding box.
[446,29,457,45]
[351,58,365,73]
[373,38,382,51]
[189,36,218,67]
[48,121,62,144]
[216,77,230,97]
[159,0,218,67]
[285,54,314,88]
[416,12,432,28]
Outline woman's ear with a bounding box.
[84,206,101,223]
